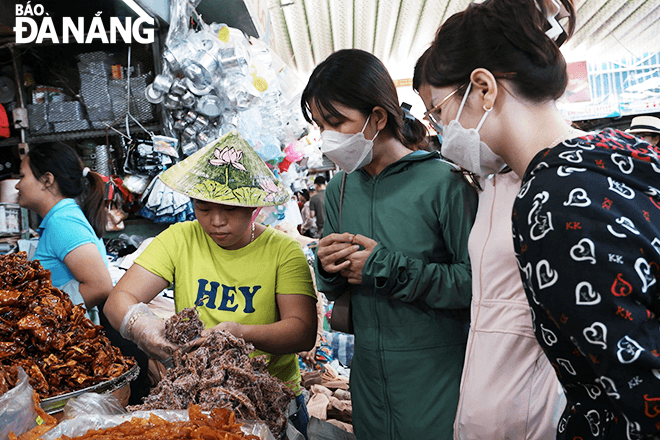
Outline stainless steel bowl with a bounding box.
[40,364,140,414]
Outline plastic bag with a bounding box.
[40,392,277,440]
[0,367,39,440]
[61,392,127,420]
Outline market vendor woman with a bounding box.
[15,142,111,324]
[104,131,317,435]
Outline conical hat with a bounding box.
[160,130,290,207]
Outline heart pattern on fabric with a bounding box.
[527,192,554,241]
[558,416,568,434]
[530,212,554,241]
[518,175,537,199]
[575,281,601,305]
[585,409,601,436]
[582,384,602,400]
[570,238,597,264]
[540,323,558,346]
[528,191,550,224]
[652,161,660,173]
[634,257,657,294]
[557,166,587,177]
[596,376,620,399]
[537,260,559,289]
[608,177,635,199]
[615,216,640,235]
[512,129,660,436]
[617,336,645,364]
[583,322,607,349]
[624,414,642,439]
[559,150,584,163]
[557,358,577,375]
[645,186,660,199]
[611,153,634,174]
[563,188,591,207]
[607,224,627,238]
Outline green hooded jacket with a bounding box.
[315,150,478,440]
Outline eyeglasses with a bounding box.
[422,84,465,135]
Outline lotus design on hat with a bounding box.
[259,179,280,202]
[209,146,247,171]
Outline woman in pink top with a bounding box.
[413,0,577,436]
[453,171,565,439]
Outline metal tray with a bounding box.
[40,364,140,414]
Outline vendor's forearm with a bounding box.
[78,281,112,309]
[236,318,316,354]
[103,290,141,331]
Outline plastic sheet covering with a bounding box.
[40,392,277,440]
[0,368,38,440]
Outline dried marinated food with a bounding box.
[16,404,257,440]
[165,307,205,345]
[133,321,293,439]
[0,252,135,399]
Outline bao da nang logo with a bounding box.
[14,2,155,44]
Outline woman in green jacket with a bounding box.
[301,49,478,440]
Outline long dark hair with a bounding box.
[302,49,428,150]
[413,0,576,103]
[27,143,107,238]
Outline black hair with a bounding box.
[314,176,326,186]
[27,143,107,238]
[302,49,429,150]
[413,0,576,103]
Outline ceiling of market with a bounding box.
[264,0,660,81]
[1,0,658,82]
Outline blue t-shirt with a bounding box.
[34,198,107,287]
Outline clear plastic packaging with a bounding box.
[40,392,277,440]
[0,367,39,440]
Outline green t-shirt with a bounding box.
[134,221,316,395]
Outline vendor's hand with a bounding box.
[340,234,378,285]
[187,321,246,351]
[299,347,317,365]
[123,310,179,361]
[205,321,244,338]
[317,233,359,274]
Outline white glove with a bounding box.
[120,303,178,362]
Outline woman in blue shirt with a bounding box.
[16,142,110,323]
[15,142,154,405]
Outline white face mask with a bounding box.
[440,82,507,178]
[321,115,380,174]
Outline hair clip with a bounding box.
[401,102,415,121]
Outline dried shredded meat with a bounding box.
[165,307,205,345]
[0,252,135,399]
[134,314,293,439]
